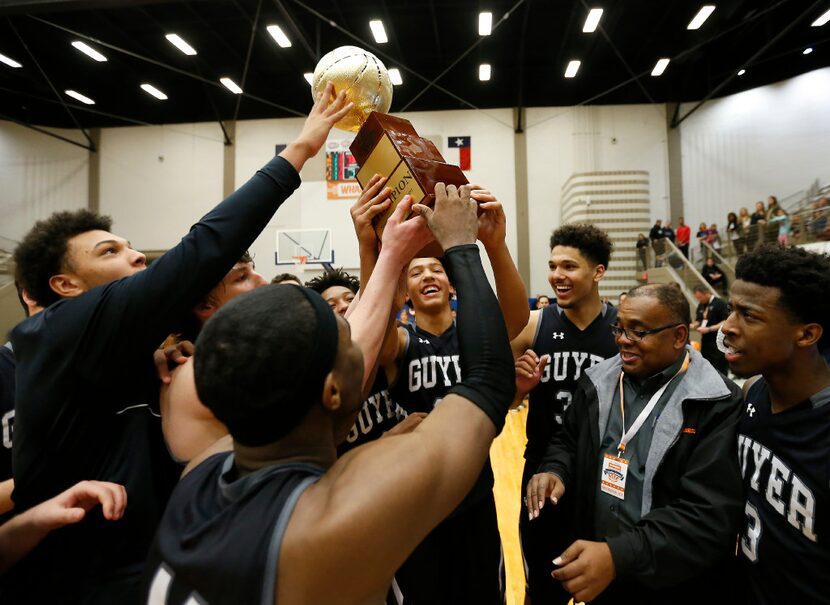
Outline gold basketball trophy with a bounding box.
[311,46,469,242]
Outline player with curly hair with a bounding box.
[306,267,361,316]
[5,85,351,602]
[511,223,620,604]
[722,245,830,604]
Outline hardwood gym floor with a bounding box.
[491,405,529,605]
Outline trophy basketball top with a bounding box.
[311,46,393,132]
[312,45,469,256]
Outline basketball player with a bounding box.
[158,196,433,475]
[160,253,268,463]
[306,268,425,457]
[6,83,351,602]
[721,245,830,604]
[511,224,618,604]
[373,186,526,604]
[0,286,42,521]
[144,182,516,605]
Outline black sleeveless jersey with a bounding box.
[390,323,462,414]
[0,344,15,483]
[389,322,494,510]
[144,453,323,605]
[737,378,830,605]
[525,304,618,462]
[338,371,407,456]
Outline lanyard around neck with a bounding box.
[617,352,690,457]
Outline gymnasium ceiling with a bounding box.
[0,0,829,137]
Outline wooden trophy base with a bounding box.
[350,112,469,257]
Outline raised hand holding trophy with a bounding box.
[311,46,469,244]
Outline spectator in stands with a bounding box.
[675,218,691,259]
[662,221,676,244]
[649,220,664,267]
[764,196,780,244]
[706,224,722,255]
[535,295,551,309]
[726,212,744,256]
[749,201,767,250]
[791,213,803,243]
[636,233,649,272]
[765,196,780,220]
[809,197,828,238]
[701,257,728,294]
[696,222,709,260]
[738,207,752,253]
[769,207,792,247]
[690,284,730,375]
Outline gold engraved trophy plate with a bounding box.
[355,134,401,190]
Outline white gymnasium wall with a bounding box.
[524,104,670,297]
[0,122,89,246]
[234,108,517,283]
[678,67,830,233]
[98,123,225,250]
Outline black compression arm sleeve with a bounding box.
[443,244,515,433]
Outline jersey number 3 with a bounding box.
[741,501,762,563]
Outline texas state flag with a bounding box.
[447,136,471,171]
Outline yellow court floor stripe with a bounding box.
[491,406,528,605]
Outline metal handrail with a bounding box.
[658,238,718,297]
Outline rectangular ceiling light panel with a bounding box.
[812,8,830,26]
[220,77,243,94]
[65,90,95,104]
[583,8,603,33]
[141,84,168,100]
[266,25,292,48]
[687,5,716,30]
[651,58,670,76]
[72,41,107,62]
[166,34,197,55]
[0,53,22,68]
[369,20,388,43]
[565,60,581,78]
[479,12,493,35]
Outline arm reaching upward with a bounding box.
[277,183,516,604]
[472,187,529,339]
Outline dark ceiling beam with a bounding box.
[399,0,526,112]
[287,0,491,114]
[427,0,442,67]
[7,17,96,150]
[0,0,176,17]
[232,0,263,124]
[2,85,162,126]
[672,0,824,128]
[28,15,306,117]
[273,0,318,63]
[528,0,797,129]
[182,1,248,67]
[514,0,532,131]
[0,112,93,150]
[378,0,407,72]
[327,0,348,33]
[585,0,655,104]
[178,1,253,140]
[117,5,232,144]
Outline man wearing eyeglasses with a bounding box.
[525,283,744,604]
